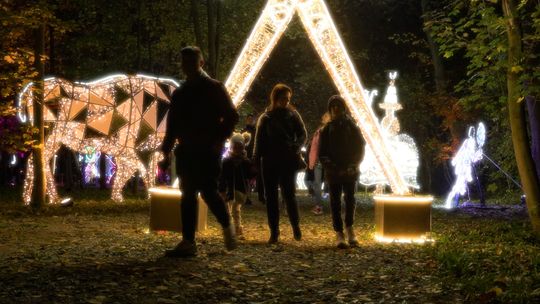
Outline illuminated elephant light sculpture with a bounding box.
[18,74,179,203]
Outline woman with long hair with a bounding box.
[253,84,307,244]
[319,95,365,249]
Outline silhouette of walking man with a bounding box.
[160,46,239,257]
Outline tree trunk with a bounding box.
[32,24,46,211]
[503,0,540,237]
[526,96,540,181]
[421,0,447,93]
[207,0,217,77]
[190,0,204,49]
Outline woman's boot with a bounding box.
[346,226,358,247]
[336,231,348,249]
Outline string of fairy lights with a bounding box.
[18,75,178,203]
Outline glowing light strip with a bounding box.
[223,0,409,194]
[225,0,297,106]
[17,82,33,123]
[149,187,182,197]
[375,235,433,244]
[373,195,433,203]
[136,73,181,87]
[74,74,127,86]
[296,0,408,194]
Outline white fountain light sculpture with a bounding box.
[445,122,486,209]
[359,72,420,191]
[224,0,409,195]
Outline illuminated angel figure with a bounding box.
[445,122,486,209]
[359,72,420,191]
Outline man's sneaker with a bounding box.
[164,240,197,258]
[293,225,302,241]
[336,231,348,249]
[346,226,359,247]
[223,224,238,251]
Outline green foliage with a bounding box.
[430,211,540,302]
[423,0,540,195]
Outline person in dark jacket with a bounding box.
[160,46,239,257]
[253,83,307,244]
[319,95,365,249]
[219,132,256,239]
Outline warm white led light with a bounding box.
[374,234,433,244]
[149,187,182,197]
[224,0,409,194]
[360,72,420,189]
[18,74,178,204]
[373,195,433,204]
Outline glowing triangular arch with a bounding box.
[225,0,409,194]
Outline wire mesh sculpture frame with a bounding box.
[18,74,179,203]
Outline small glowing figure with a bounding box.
[359,72,420,191]
[82,146,100,184]
[445,122,486,209]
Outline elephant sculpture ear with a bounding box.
[476,122,486,147]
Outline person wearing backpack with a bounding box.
[253,84,307,244]
[319,95,365,249]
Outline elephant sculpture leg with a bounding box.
[44,142,61,204]
[111,151,142,202]
[22,155,34,205]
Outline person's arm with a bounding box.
[218,160,228,193]
[351,123,365,166]
[292,110,307,152]
[215,82,239,141]
[159,92,180,170]
[243,158,257,179]
[318,126,332,167]
[252,114,267,168]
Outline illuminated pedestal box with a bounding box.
[374,195,433,242]
[149,187,208,232]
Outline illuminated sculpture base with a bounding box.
[149,187,208,233]
[374,195,433,243]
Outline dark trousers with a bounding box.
[256,172,265,203]
[176,148,231,242]
[329,182,356,232]
[262,161,300,235]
